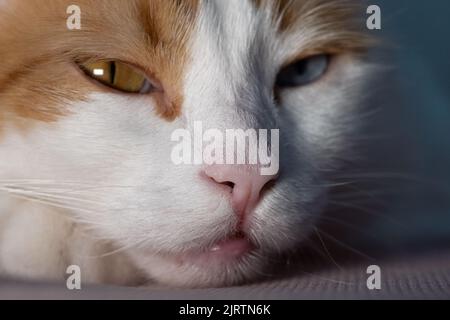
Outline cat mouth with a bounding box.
[174,233,256,267]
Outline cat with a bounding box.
[0,0,376,287]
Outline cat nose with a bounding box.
[203,165,278,217]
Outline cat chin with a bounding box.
[129,245,269,288]
[122,199,319,287]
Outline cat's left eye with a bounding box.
[78,60,155,94]
[276,54,330,88]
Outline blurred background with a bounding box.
[354,0,450,253]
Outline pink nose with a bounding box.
[203,165,278,218]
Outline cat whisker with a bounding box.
[2,191,104,221]
[313,227,343,271]
[315,228,374,261]
[82,238,149,259]
[327,200,406,228]
[0,187,104,206]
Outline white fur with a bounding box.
[0,0,372,287]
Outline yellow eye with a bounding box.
[78,60,154,94]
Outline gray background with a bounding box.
[362,0,450,250]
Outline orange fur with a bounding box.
[253,0,374,58]
[0,0,199,132]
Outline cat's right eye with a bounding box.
[78,60,155,94]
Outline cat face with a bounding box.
[0,0,373,287]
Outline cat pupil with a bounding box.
[110,61,116,84]
[295,60,307,75]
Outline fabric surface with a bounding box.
[1,250,449,300]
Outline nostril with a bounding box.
[222,181,235,189]
[206,175,235,193]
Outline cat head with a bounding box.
[0,0,374,287]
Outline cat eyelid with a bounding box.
[275,53,334,90]
[75,58,162,94]
[76,57,153,79]
[281,51,336,71]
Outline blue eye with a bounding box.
[276,54,330,88]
